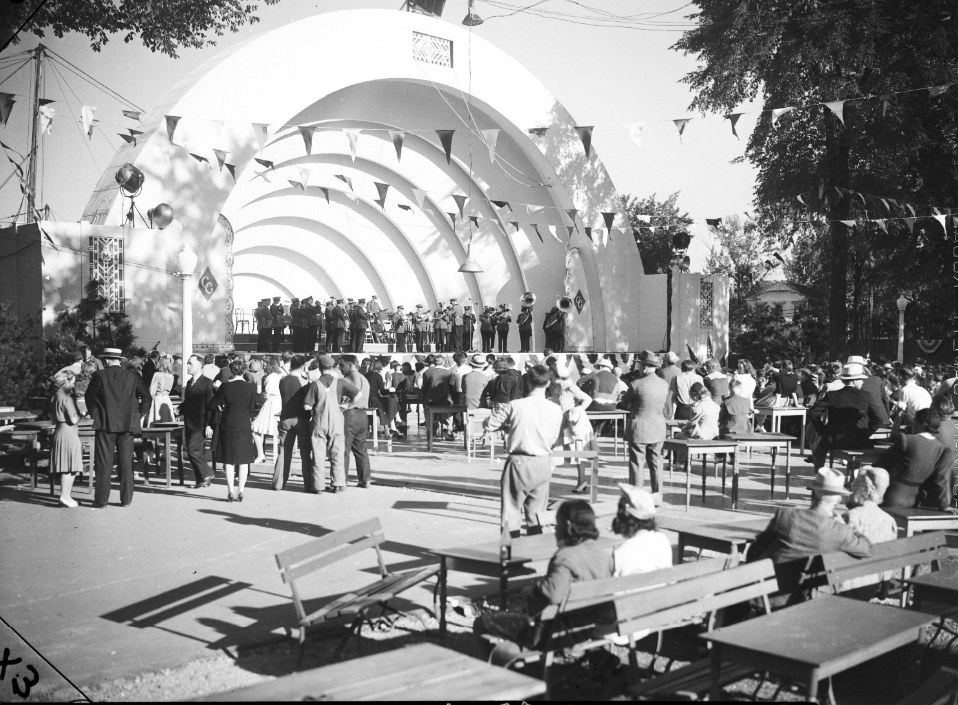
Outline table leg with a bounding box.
[806,669,820,704]
[426,409,433,453]
[373,413,379,454]
[177,428,185,486]
[770,447,777,499]
[800,415,806,456]
[721,455,727,495]
[590,456,598,505]
[708,645,724,701]
[165,433,172,489]
[685,453,691,512]
[614,418,619,458]
[677,535,686,564]
[701,454,707,504]
[500,563,509,609]
[785,443,791,499]
[438,558,448,635]
[87,441,94,494]
[731,449,739,511]
[30,441,38,490]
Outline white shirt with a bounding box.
[613,530,673,577]
[899,381,932,423]
[732,373,757,410]
[453,364,471,393]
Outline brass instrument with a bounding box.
[522,291,536,307]
[558,296,573,312]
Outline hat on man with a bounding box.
[807,467,850,495]
[336,298,344,304]
[839,363,868,381]
[883,363,893,370]
[371,295,378,299]
[846,355,867,366]
[595,357,614,370]
[272,296,281,302]
[638,350,662,369]
[469,353,486,368]
[359,298,366,304]
[416,304,424,309]
[304,296,313,303]
[666,351,680,364]
[291,298,300,303]
[397,304,405,310]
[464,305,472,310]
[450,298,458,303]
[100,347,124,360]
[347,298,355,303]
[617,482,657,519]
[317,354,335,368]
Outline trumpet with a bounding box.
[558,296,573,312]
[522,291,536,307]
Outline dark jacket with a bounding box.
[719,394,752,436]
[179,374,214,431]
[278,373,311,425]
[85,365,151,433]
[618,373,669,444]
[749,506,872,565]
[331,305,347,329]
[809,385,885,450]
[421,366,453,406]
[860,374,890,425]
[878,433,954,511]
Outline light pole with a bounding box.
[896,294,909,364]
[177,243,199,360]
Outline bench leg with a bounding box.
[333,616,363,660]
[297,627,308,671]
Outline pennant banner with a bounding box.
[673,118,691,143]
[122,109,141,121]
[771,107,793,127]
[334,174,353,191]
[299,126,314,155]
[934,214,948,233]
[452,194,467,218]
[436,129,454,164]
[825,100,846,125]
[447,212,457,226]
[492,199,510,210]
[574,126,594,157]
[81,106,97,139]
[319,186,329,204]
[375,182,389,208]
[904,217,915,233]
[165,115,180,142]
[481,128,499,163]
[533,224,544,242]
[725,113,742,139]
[38,105,54,135]
[189,152,209,166]
[930,84,951,98]
[225,163,237,180]
[528,127,548,137]
[549,225,562,242]
[411,188,426,209]
[875,219,887,234]
[601,212,616,231]
[254,158,274,169]
[388,130,404,161]
[511,221,520,233]
[567,226,576,239]
[469,215,479,228]
[398,204,412,212]
[343,129,361,162]
[624,121,643,149]
[287,179,305,192]
[252,123,269,150]
[298,168,310,188]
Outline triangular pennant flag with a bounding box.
[410,188,426,209]
[225,163,237,180]
[825,100,845,125]
[38,105,55,135]
[906,203,915,216]
[930,84,951,98]
[632,228,641,240]
[855,191,866,206]
[567,226,576,239]
[119,132,135,144]
[254,158,274,169]
[565,208,578,224]
[601,212,616,230]
[481,128,500,163]
[725,113,743,139]
[574,126,594,156]
[875,219,887,234]
[252,123,268,149]
[934,214,948,233]
[254,170,271,183]
[584,227,593,242]
[298,168,310,188]
[933,207,941,215]
[299,126,314,155]
[398,203,412,212]
[511,221,520,233]
[705,218,721,227]
[81,106,97,139]
[624,121,643,149]
[129,128,142,137]
[0,94,15,126]
[165,115,180,141]
[533,224,544,242]
[436,129,454,164]
[319,186,329,204]
[122,109,141,121]
[374,198,386,210]
[447,212,457,226]
[904,217,915,234]
[548,225,562,242]
[388,130,404,161]
[334,174,353,191]
[375,182,390,207]
[636,214,651,224]
[288,180,305,192]
[839,220,856,228]
[673,118,691,142]
[492,200,510,210]
[773,251,786,264]
[528,127,548,137]
[213,148,228,171]
[880,198,889,212]
[771,107,794,127]
[36,98,54,107]
[469,215,480,228]
[190,152,209,166]
[452,194,467,218]
[343,129,361,162]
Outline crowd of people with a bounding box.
[250,294,569,354]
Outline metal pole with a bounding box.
[25,44,44,223]
[181,272,193,360]
[897,309,905,364]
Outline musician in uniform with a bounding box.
[343,298,354,351]
[367,295,383,343]
[517,304,533,353]
[330,299,347,352]
[414,304,427,352]
[255,299,271,352]
[392,305,407,352]
[479,306,495,353]
[433,304,447,352]
[269,296,285,353]
[449,298,464,351]
[289,298,303,351]
[303,296,319,353]
[353,298,369,352]
[462,305,476,352]
[495,304,512,354]
[324,299,335,352]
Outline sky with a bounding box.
[0,0,760,268]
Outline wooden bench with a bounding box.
[275,518,439,665]
[624,559,779,701]
[896,667,958,705]
[819,532,950,607]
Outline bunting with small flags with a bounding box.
[673,118,691,143]
[343,129,361,162]
[574,126,594,156]
[165,115,180,141]
[374,182,389,209]
[299,126,314,155]
[411,188,426,209]
[452,194,467,219]
[825,100,846,125]
[213,148,228,172]
[725,113,742,139]
[254,158,274,169]
[436,129,454,164]
[81,106,97,139]
[481,128,499,162]
[624,122,643,149]
[334,174,353,191]
[388,130,404,161]
[122,110,141,121]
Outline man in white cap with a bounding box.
[848,355,889,425]
[808,362,886,469]
[618,351,669,499]
[462,353,491,411]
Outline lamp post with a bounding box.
[177,243,199,360]
[896,294,909,363]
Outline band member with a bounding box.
[289,298,303,351]
[393,305,407,352]
[517,304,533,353]
[330,298,347,353]
[367,295,383,342]
[353,298,369,352]
[371,307,386,345]
[414,304,427,352]
[496,304,512,354]
[433,305,447,352]
[479,306,495,353]
[255,299,272,352]
[344,298,355,350]
[462,305,476,352]
[270,296,285,353]
[303,296,319,353]
[543,306,562,352]
[449,298,464,351]
[323,299,335,352]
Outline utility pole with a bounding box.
[25,44,44,223]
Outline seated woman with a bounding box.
[679,382,720,440]
[878,407,955,512]
[611,483,672,575]
[473,500,613,666]
[702,359,730,406]
[840,466,898,594]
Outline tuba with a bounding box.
[558,296,573,312]
[522,291,536,307]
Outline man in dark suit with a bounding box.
[177,354,215,488]
[809,362,886,468]
[323,299,335,352]
[270,297,285,353]
[84,347,151,507]
[330,299,347,352]
[618,351,669,496]
[352,299,369,352]
[392,306,407,352]
[272,355,315,492]
[255,300,271,352]
[142,350,160,390]
[302,296,319,353]
[847,355,890,425]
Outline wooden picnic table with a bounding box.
[657,515,770,564]
[884,507,958,537]
[424,405,467,452]
[754,404,806,454]
[140,423,185,488]
[724,432,796,507]
[195,643,546,701]
[586,409,629,457]
[364,408,391,454]
[430,532,618,633]
[904,570,958,621]
[0,410,38,427]
[702,595,937,703]
[663,437,739,511]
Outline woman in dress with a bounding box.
[878,407,954,512]
[251,357,283,464]
[732,359,758,410]
[73,359,98,417]
[50,370,84,508]
[680,382,720,440]
[147,357,176,426]
[368,360,400,437]
[209,359,257,501]
[547,358,593,494]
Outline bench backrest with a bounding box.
[275,518,387,620]
[613,559,778,637]
[821,532,948,592]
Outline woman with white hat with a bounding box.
[611,483,672,575]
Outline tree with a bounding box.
[674,1,958,356]
[6,0,280,58]
[0,302,42,407]
[620,192,694,275]
[702,215,768,307]
[51,279,140,359]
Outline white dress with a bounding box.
[252,372,282,436]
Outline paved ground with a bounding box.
[0,423,816,698]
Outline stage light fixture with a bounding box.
[148,203,175,229]
[458,241,483,273]
[672,231,692,250]
[462,0,483,25]
[115,163,145,195]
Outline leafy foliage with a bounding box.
[0,302,42,407]
[9,0,281,58]
[703,215,768,306]
[620,192,694,274]
[52,279,140,357]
